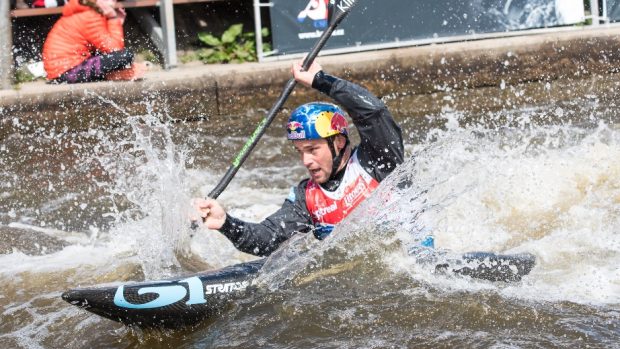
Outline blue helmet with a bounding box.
[286,102,348,140]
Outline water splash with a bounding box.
[86,115,196,278]
[3,78,620,347]
[257,108,620,307]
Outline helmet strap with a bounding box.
[326,135,350,181]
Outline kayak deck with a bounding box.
[62,252,535,328]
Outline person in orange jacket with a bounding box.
[42,0,146,83]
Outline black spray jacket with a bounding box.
[218,71,404,256]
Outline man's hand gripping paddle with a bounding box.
[191,0,360,229]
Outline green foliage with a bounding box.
[137,49,160,64]
[196,24,270,64]
[13,67,35,86]
[179,51,200,64]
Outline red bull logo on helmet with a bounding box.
[287,121,306,140]
[331,112,348,135]
[287,102,348,140]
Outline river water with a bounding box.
[1,74,619,348]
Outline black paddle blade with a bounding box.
[435,252,536,282]
[329,0,360,26]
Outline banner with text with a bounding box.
[268,0,585,56]
[606,0,620,21]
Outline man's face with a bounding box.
[293,136,345,184]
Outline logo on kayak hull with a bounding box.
[114,277,251,309]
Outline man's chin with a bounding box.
[310,172,328,184]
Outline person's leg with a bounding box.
[56,56,104,84]
[103,50,149,82]
[103,62,148,81]
[99,49,134,74]
[57,49,134,84]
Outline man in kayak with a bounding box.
[193,60,404,256]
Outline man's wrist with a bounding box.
[312,70,337,95]
[219,214,245,240]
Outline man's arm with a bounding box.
[215,181,313,256]
[313,72,404,181]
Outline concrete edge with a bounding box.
[2,24,620,117]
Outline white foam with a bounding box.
[342,116,620,306]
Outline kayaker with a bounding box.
[192,60,404,256]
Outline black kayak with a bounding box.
[62,252,536,328]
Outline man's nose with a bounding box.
[301,153,313,166]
